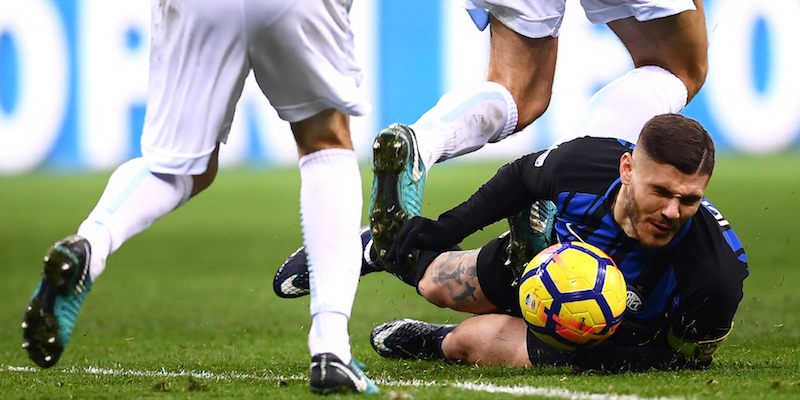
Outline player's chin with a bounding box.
[640,226,676,249]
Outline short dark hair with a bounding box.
[637,114,715,176]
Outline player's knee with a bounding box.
[291,109,353,156]
[190,147,220,196]
[191,166,217,195]
[440,328,475,363]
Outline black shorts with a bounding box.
[476,234,521,316]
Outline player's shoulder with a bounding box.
[557,136,633,153]
[530,136,631,170]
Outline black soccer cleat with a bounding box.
[273,226,384,298]
[22,235,93,368]
[309,353,379,395]
[370,318,455,360]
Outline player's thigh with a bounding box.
[142,0,250,176]
[245,0,369,125]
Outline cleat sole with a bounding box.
[22,235,91,369]
[370,133,412,275]
[22,297,63,368]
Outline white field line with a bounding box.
[453,382,691,400]
[5,365,690,400]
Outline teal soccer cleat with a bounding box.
[309,353,379,395]
[505,199,558,283]
[22,235,92,368]
[369,124,426,277]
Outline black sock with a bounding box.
[430,325,457,360]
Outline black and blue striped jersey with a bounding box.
[448,136,749,338]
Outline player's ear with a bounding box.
[619,152,633,184]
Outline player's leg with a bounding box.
[417,249,498,314]
[486,14,558,132]
[443,314,533,366]
[548,0,704,146]
[556,64,691,145]
[606,0,708,102]
[22,0,246,369]
[370,314,533,366]
[291,109,377,394]
[402,12,559,174]
[245,0,376,394]
[369,3,561,268]
[368,28,557,275]
[273,226,380,299]
[375,23,554,234]
[291,109,361,366]
[417,234,521,315]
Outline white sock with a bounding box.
[309,312,352,365]
[411,81,518,172]
[563,65,688,144]
[300,149,362,362]
[77,157,193,282]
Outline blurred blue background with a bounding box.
[1,0,798,174]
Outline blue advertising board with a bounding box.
[1,0,798,174]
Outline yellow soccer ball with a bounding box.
[519,242,627,351]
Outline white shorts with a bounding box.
[142,0,369,175]
[464,0,697,38]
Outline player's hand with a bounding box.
[387,216,464,264]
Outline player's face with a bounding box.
[620,152,710,249]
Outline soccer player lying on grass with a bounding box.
[369,113,749,372]
[275,113,749,372]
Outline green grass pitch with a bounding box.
[1,154,799,399]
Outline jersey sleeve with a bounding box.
[435,137,627,241]
[437,151,545,237]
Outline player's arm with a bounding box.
[667,202,748,367]
[388,152,547,262]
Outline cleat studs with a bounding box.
[22,341,29,349]
[27,305,32,311]
[62,263,70,271]
[48,336,56,344]
[21,321,28,329]
[44,355,52,362]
